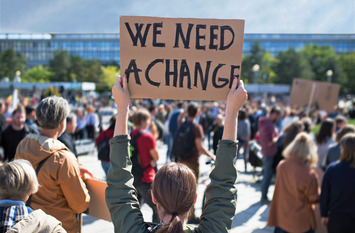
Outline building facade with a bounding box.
[0,33,354,67]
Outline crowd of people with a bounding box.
[0,75,355,233]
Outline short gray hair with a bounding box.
[36,96,70,129]
[0,159,39,200]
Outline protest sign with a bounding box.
[289,78,340,112]
[85,179,111,222]
[120,16,245,100]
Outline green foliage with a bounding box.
[0,49,27,80]
[101,65,120,86]
[49,52,104,83]
[273,48,314,84]
[241,42,265,84]
[22,65,54,82]
[299,44,343,83]
[49,50,71,82]
[339,53,355,94]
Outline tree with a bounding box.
[49,50,71,81]
[241,41,265,84]
[259,52,278,84]
[339,53,355,94]
[22,65,54,82]
[299,44,343,84]
[81,59,104,83]
[101,65,120,86]
[273,48,314,84]
[0,49,27,80]
[69,55,86,82]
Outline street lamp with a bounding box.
[326,69,333,83]
[252,64,260,85]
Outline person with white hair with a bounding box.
[15,96,90,233]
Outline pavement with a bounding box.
[78,141,275,233]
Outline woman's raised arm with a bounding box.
[112,74,130,136]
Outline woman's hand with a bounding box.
[222,76,248,140]
[226,76,247,116]
[112,74,130,111]
[112,74,130,136]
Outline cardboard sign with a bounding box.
[120,16,245,100]
[85,179,111,222]
[289,78,340,112]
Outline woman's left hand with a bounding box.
[112,74,130,111]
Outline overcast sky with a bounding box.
[1,0,354,34]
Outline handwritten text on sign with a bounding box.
[120,16,245,100]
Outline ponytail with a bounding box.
[156,214,184,233]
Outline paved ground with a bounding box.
[78,142,275,233]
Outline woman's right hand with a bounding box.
[112,74,130,111]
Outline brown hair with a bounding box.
[335,125,355,143]
[282,120,304,148]
[131,108,150,127]
[316,118,335,144]
[152,163,197,233]
[339,133,355,168]
[12,104,25,116]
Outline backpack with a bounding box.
[130,131,149,184]
[248,140,263,167]
[97,132,110,161]
[171,121,196,159]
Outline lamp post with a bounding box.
[252,64,260,85]
[326,69,333,83]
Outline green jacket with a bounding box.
[105,135,238,233]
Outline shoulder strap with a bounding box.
[131,131,144,145]
[26,156,50,206]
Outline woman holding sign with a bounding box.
[106,75,247,232]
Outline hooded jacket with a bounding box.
[15,134,90,233]
[8,209,66,233]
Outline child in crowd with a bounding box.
[0,159,66,232]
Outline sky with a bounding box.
[0,0,354,34]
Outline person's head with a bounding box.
[339,133,355,168]
[11,105,26,129]
[269,106,281,123]
[131,108,151,129]
[215,114,223,126]
[335,115,347,131]
[25,105,36,122]
[301,117,313,134]
[0,159,38,202]
[282,120,304,148]
[149,105,158,116]
[152,163,197,233]
[335,124,355,143]
[187,102,199,118]
[238,109,247,121]
[316,118,335,144]
[76,108,83,118]
[283,132,318,167]
[36,96,70,136]
[65,113,77,134]
[86,105,95,114]
[109,115,116,130]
